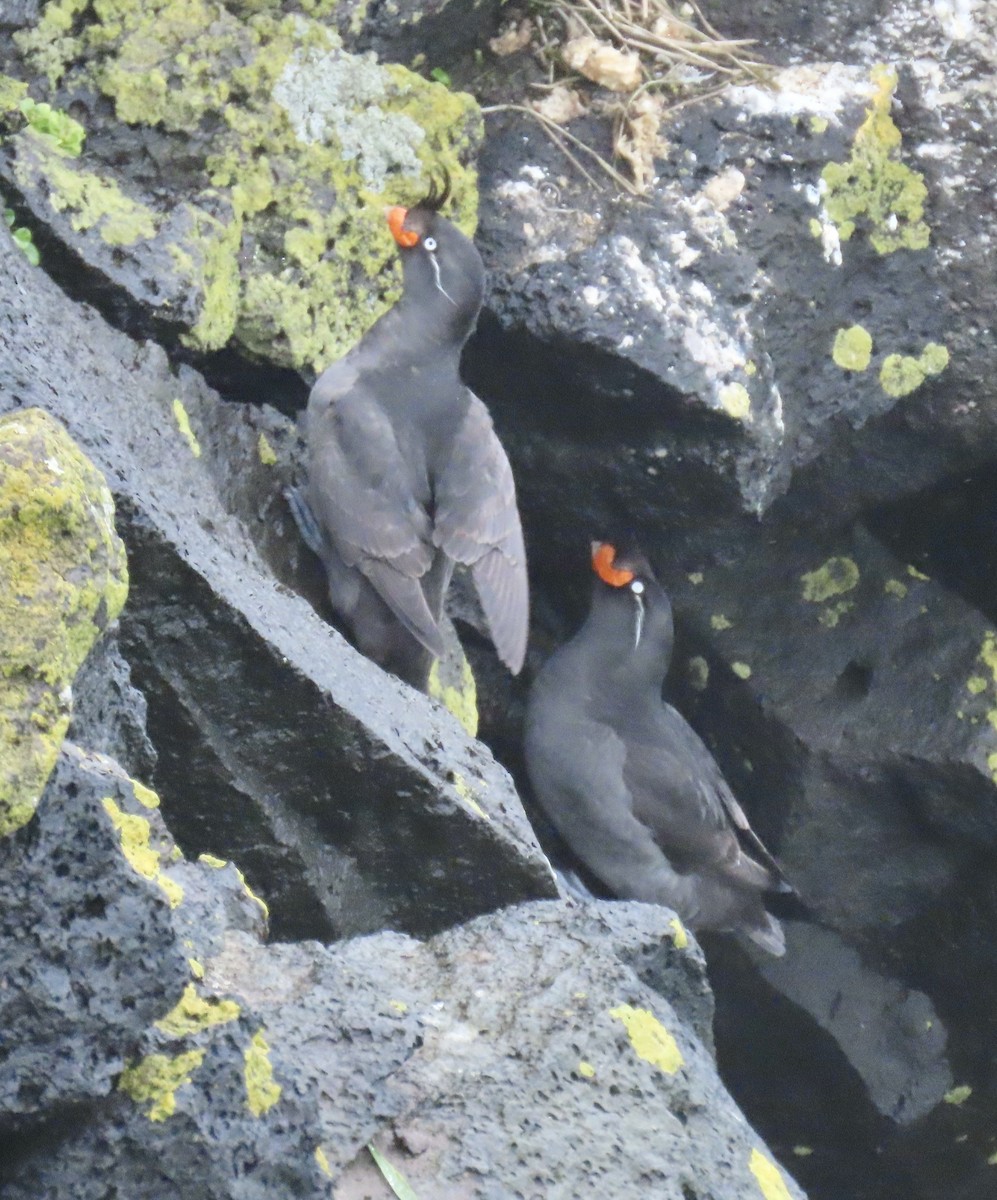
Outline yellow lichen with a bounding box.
[244,1029,281,1116]
[428,652,478,737]
[711,613,733,631]
[749,1148,794,1200]
[687,571,704,585]
[102,797,184,907]
[188,957,205,979]
[235,865,269,920]
[820,65,930,254]
[967,676,988,696]
[731,661,752,680]
[609,1004,684,1074]
[1,409,128,836]
[199,852,227,868]
[884,579,908,599]
[686,656,709,692]
[155,982,240,1037]
[800,556,860,603]
[880,342,950,398]
[172,399,202,457]
[832,325,873,371]
[719,382,751,421]
[257,432,277,465]
[907,564,930,581]
[667,916,689,949]
[388,999,408,1014]
[450,771,489,821]
[944,1084,972,1106]
[130,779,160,809]
[119,1049,206,1120]
[36,150,157,245]
[577,1060,596,1078]
[315,1146,332,1177]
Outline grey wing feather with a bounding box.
[434,394,529,672]
[305,372,438,646]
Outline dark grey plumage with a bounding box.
[292,179,528,688]
[524,543,787,955]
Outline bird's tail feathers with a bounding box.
[363,561,446,660]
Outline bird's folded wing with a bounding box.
[433,394,529,672]
[526,713,688,902]
[623,738,774,889]
[307,385,441,651]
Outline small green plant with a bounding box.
[19,96,85,156]
[429,67,452,88]
[3,206,40,265]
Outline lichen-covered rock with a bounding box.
[4,0,481,371]
[0,210,556,947]
[0,407,128,836]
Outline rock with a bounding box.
[0,407,128,836]
[2,0,481,372]
[0,228,556,944]
[0,742,803,1198]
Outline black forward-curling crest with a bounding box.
[415,169,452,213]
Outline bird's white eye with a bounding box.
[423,236,437,252]
[631,580,645,595]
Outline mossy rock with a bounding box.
[0,407,128,837]
[12,0,482,373]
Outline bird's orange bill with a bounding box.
[387,206,419,248]
[592,542,634,587]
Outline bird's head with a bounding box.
[590,541,674,670]
[386,173,485,343]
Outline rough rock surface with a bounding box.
[0,743,800,1200]
[3,0,996,1195]
[0,231,556,944]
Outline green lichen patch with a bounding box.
[609,1004,684,1074]
[832,324,873,371]
[718,381,751,421]
[749,1148,794,1200]
[800,556,860,603]
[119,1049,206,1120]
[0,408,128,837]
[880,341,950,398]
[156,982,241,1037]
[171,399,202,457]
[257,432,277,465]
[15,136,157,246]
[731,661,752,680]
[103,797,185,907]
[428,652,478,737]
[16,0,482,373]
[821,65,930,255]
[883,579,908,599]
[244,1029,281,1116]
[0,74,29,113]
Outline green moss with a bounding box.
[244,1029,281,1116]
[800,556,860,602]
[20,97,85,155]
[0,409,128,837]
[119,1049,206,1120]
[156,982,241,1036]
[428,652,478,737]
[821,65,930,255]
[832,324,873,371]
[103,797,184,907]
